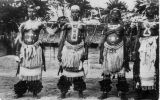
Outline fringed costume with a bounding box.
[57,41,86,95]
[132,19,159,92]
[99,10,129,98]
[138,36,158,90]
[102,41,124,74]
[100,40,129,94]
[57,16,88,98]
[18,42,43,81]
[61,41,85,76]
[131,10,159,98]
[14,19,46,97]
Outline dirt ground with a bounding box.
[0,48,158,100]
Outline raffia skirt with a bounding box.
[18,44,43,81]
[61,41,85,77]
[102,41,124,75]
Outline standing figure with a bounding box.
[14,4,50,98]
[99,8,129,99]
[132,4,159,99]
[57,5,88,99]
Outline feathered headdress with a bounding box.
[27,3,40,12]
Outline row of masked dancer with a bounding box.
[14,4,159,99]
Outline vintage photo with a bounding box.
[0,0,159,100]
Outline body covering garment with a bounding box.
[102,41,124,75]
[139,36,158,90]
[18,43,43,81]
[17,19,44,81]
[61,41,85,77]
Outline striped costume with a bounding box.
[14,19,46,97]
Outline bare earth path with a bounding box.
[0,48,155,100]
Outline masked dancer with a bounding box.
[14,4,51,98]
[99,8,130,99]
[57,5,88,99]
[131,4,159,99]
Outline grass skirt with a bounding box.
[103,41,124,74]
[18,44,43,81]
[61,41,85,77]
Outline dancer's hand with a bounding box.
[124,62,131,72]
[14,56,20,62]
[83,52,88,60]
[81,52,88,62]
[57,53,62,62]
[125,66,131,72]
[99,57,103,64]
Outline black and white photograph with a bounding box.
[0,0,159,100]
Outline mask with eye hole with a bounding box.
[110,8,121,22]
[27,4,40,20]
[145,4,157,19]
[28,9,36,20]
[71,5,80,21]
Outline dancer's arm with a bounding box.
[57,24,67,62]
[82,25,88,61]
[99,26,107,64]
